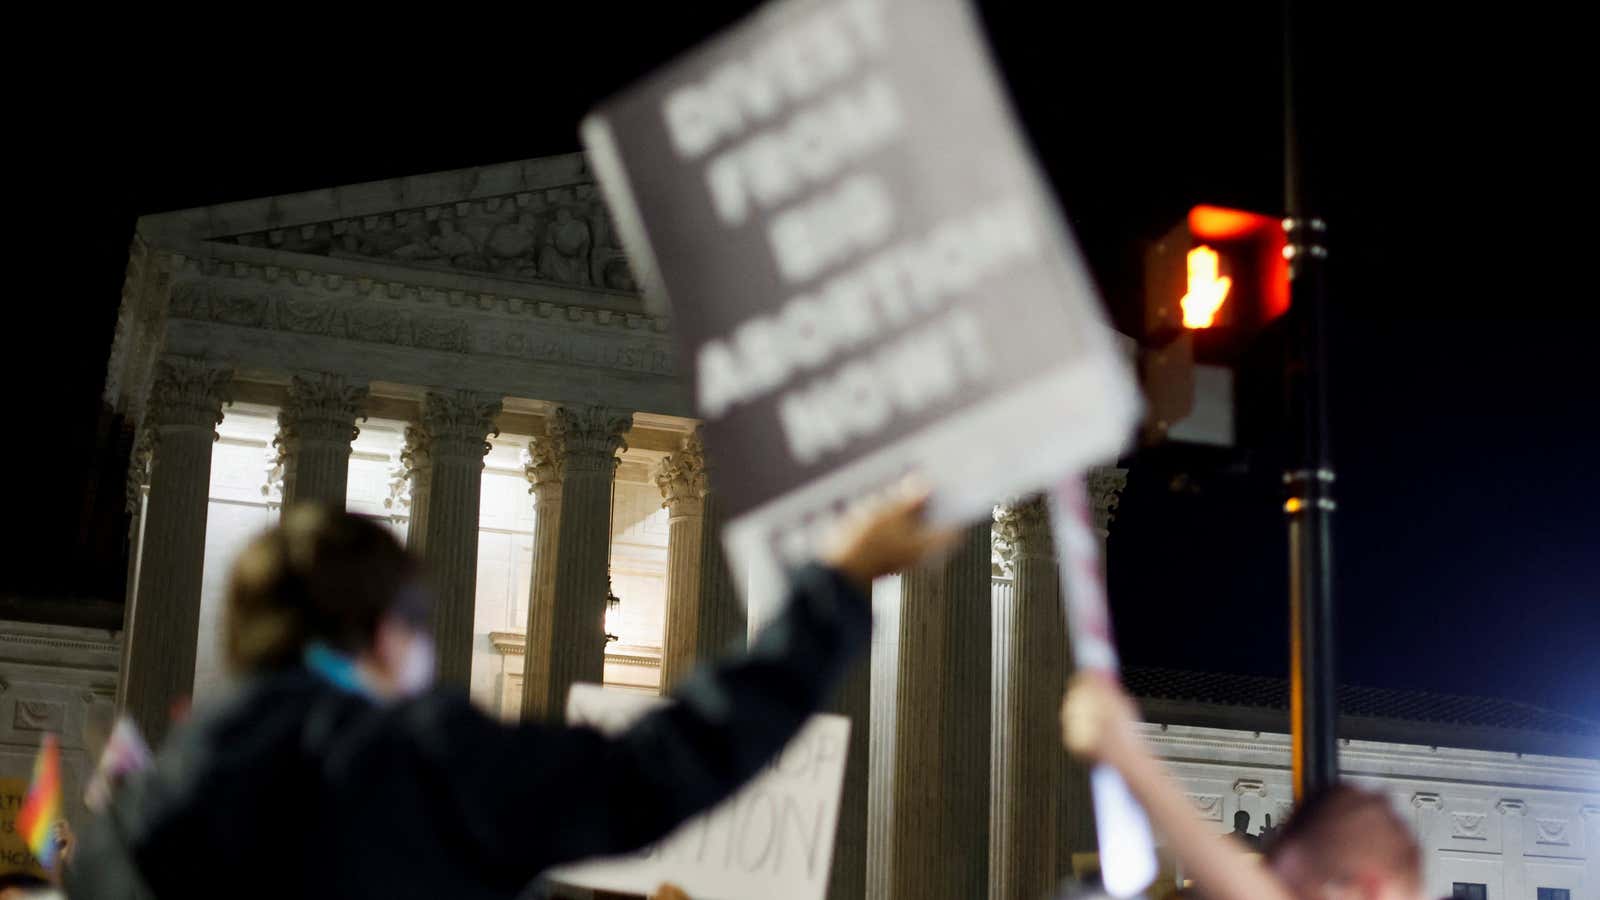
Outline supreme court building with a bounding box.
[1,154,1595,899]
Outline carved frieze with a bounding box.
[216,184,638,293]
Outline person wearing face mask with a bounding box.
[66,496,954,899]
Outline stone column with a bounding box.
[400,425,432,553]
[989,496,1068,900]
[888,521,992,900]
[1495,799,1526,900]
[416,389,501,688]
[655,429,746,691]
[519,433,564,721]
[275,372,367,508]
[1581,805,1600,894]
[656,429,708,691]
[116,427,156,713]
[121,357,231,745]
[696,491,745,656]
[829,646,871,900]
[521,405,631,721]
[1410,793,1443,891]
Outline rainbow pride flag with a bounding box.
[16,732,61,870]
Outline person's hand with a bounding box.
[820,482,959,589]
[650,884,691,900]
[1060,672,1141,764]
[49,819,75,884]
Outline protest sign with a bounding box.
[582,0,1142,590]
[547,684,852,900]
[0,776,45,877]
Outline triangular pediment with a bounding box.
[136,152,640,295]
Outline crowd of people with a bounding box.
[6,492,1428,899]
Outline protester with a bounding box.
[51,823,72,869]
[0,813,72,898]
[67,489,954,899]
[1061,674,1426,900]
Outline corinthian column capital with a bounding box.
[1087,467,1129,537]
[993,495,1052,572]
[146,357,232,433]
[277,372,368,447]
[125,426,157,514]
[522,436,565,492]
[400,425,432,486]
[655,428,709,517]
[420,390,501,462]
[547,405,631,475]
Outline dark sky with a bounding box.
[11,4,1596,721]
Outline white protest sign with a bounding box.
[582,0,1142,595]
[546,684,852,900]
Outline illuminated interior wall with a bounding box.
[193,404,280,706]
[191,411,671,716]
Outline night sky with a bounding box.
[10,4,1595,722]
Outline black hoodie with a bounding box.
[66,564,869,899]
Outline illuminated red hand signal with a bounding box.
[1181,245,1231,329]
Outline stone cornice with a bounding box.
[137,237,692,416]
[102,224,687,416]
[137,153,594,243]
[1140,721,1600,789]
[0,621,122,673]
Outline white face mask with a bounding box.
[394,633,436,697]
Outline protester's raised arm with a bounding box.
[379,487,954,883]
[582,486,957,853]
[1061,674,1297,900]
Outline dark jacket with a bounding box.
[67,565,868,899]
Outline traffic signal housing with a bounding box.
[1142,205,1291,448]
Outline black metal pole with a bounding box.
[1283,0,1339,801]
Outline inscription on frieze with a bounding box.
[168,282,673,376]
[483,325,676,376]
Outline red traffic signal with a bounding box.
[1145,205,1290,349]
[1142,206,1291,445]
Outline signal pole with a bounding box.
[1283,0,1339,801]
